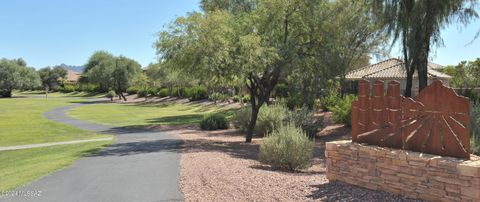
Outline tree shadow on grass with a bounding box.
[145,114,204,125]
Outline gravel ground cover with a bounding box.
[163,123,423,202]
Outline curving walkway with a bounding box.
[1,100,184,202]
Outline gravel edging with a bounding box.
[168,127,423,202]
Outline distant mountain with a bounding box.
[59,63,85,73]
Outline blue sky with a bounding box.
[0,1,479,69]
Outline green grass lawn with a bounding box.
[0,93,113,192]
[0,140,112,192]
[0,97,110,146]
[69,102,236,127]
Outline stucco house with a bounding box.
[344,58,451,96]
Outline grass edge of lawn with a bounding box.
[0,139,113,193]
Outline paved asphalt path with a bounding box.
[1,100,183,202]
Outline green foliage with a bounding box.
[77,83,101,92]
[321,80,341,111]
[234,104,321,137]
[471,102,480,155]
[199,113,229,130]
[242,95,250,103]
[137,88,150,98]
[0,58,40,97]
[232,95,241,102]
[84,51,142,100]
[158,88,170,97]
[285,94,303,110]
[106,90,117,100]
[273,83,289,98]
[186,86,208,101]
[208,92,229,102]
[259,124,314,171]
[255,104,289,136]
[60,84,77,93]
[233,107,252,132]
[330,95,356,126]
[38,66,68,91]
[287,107,322,138]
[126,86,140,95]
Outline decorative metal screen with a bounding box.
[351,80,471,159]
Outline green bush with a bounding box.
[158,88,169,97]
[273,83,289,98]
[78,83,101,92]
[187,86,208,101]
[137,88,150,98]
[287,107,322,138]
[330,95,356,126]
[285,94,303,110]
[60,84,77,93]
[232,95,242,103]
[126,86,140,95]
[255,104,289,136]
[233,107,252,131]
[106,90,117,101]
[199,113,229,130]
[242,95,251,103]
[259,124,314,171]
[209,92,229,102]
[321,80,341,111]
[471,102,480,155]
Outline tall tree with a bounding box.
[84,51,142,100]
[38,66,68,92]
[157,0,386,142]
[112,56,142,100]
[0,58,40,97]
[371,0,478,97]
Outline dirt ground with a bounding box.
[157,112,421,202]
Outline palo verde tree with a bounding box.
[0,58,40,97]
[38,66,68,92]
[157,0,387,142]
[370,0,478,97]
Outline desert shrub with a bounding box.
[209,92,229,102]
[232,95,242,103]
[60,84,77,93]
[78,83,101,92]
[273,83,289,98]
[126,86,140,95]
[255,104,289,136]
[106,90,116,101]
[287,107,323,138]
[233,107,252,131]
[137,88,149,98]
[242,95,251,103]
[471,102,480,155]
[285,94,303,110]
[320,80,341,111]
[187,86,208,101]
[330,95,356,126]
[259,124,314,171]
[157,88,169,97]
[199,113,229,130]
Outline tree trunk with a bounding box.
[404,70,414,97]
[418,59,428,92]
[120,92,127,101]
[245,104,261,143]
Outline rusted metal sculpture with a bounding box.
[351,79,471,159]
